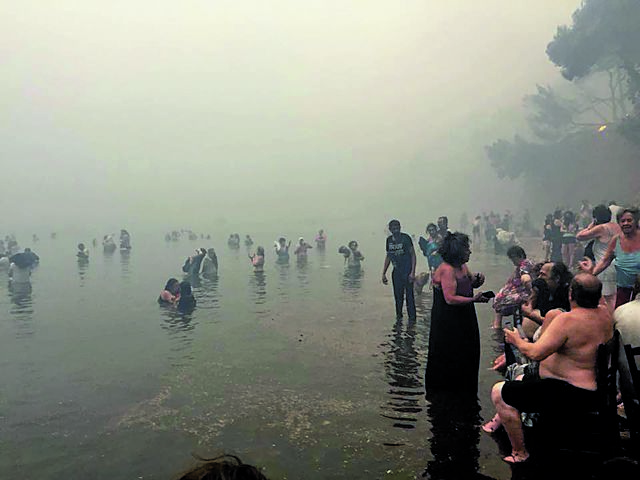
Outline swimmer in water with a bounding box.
[158,278,180,305]
[177,280,196,312]
[315,229,327,250]
[249,246,266,271]
[201,248,219,278]
[294,237,313,262]
[77,243,89,260]
[339,240,364,269]
[274,237,291,264]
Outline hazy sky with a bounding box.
[1,1,581,232]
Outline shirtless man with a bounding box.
[487,273,613,464]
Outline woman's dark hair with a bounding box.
[506,245,526,260]
[545,214,553,224]
[551,262,573,287]
[256,246,265,256]
[592,204,611,224]
[425,223,437,233]
[553,209,562,220]
[438,232,470,267]
[175,454,269,480]
[164,278,179,291]
[563,210,575,226]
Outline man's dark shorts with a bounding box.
[501,373,599,413]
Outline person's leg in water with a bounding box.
[404,273,416,320]
[391,268,405,319]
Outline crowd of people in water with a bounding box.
[2,201,640,476]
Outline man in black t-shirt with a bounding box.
[382,219,417,320]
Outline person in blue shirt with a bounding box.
[382,219,417,320]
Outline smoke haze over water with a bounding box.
[1,1,581,232]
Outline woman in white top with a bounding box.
[576,203,620,312]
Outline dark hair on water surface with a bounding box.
[175,454,269,480]
[438,232,470,267]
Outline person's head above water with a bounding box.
[174,454,270,480]
[207,248,216,257]
[256,246,265,256]
[164,278,180,293]
[437,216,448,230]
[348,240,358,250]
[278,237,286,245]
[426,223,437,236]
[78,243,85,250]
[298,237,304,245]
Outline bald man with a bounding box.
[488,273,613,464]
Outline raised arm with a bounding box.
[576,222,604,241]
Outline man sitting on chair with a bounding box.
[486,273,613,464]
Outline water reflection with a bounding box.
[249,271,267,313]
[341,266,363,294]
[77,258,89,285]
[196,275,220,313]
[296,258,310,293]
[276,263,290,302]
[8,282,34,338]
[159,306,197,367]
[119,249,130,278]
[381,319,424,433]
[422,390,486,480]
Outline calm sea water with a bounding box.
[1,230,524,479]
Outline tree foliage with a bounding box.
[485,0,640,201]
[546,0,640,142]
[546,0,640,81]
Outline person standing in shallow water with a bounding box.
[382,219,417,320]
[425,232,488,393]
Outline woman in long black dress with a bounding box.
[425,232,489,393]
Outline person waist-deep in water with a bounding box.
[382,219,417,320]
[177,280,196,312]
[158,277,181,305]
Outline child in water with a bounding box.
[177,281,196,312]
